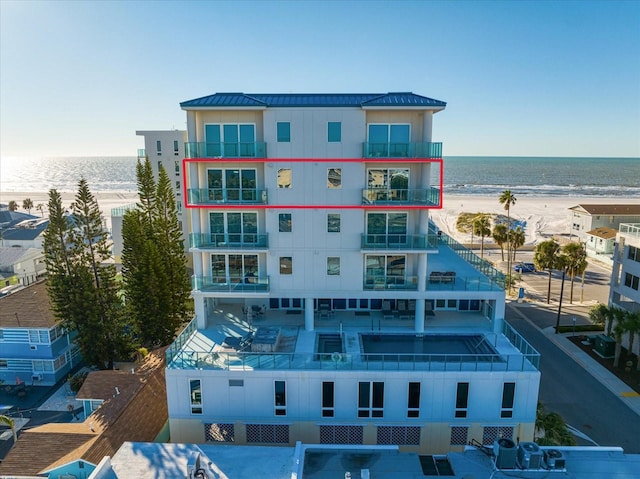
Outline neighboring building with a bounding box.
[569,204,640,243]
[0,246,46,286]
[163,92,541,454]
[110,130,188,263]
[0,348,169,477]
[584,226,617,266]
[609,223,640,355]
[0,216,48,249]
[0,281,80,386]
[60,440,640,479]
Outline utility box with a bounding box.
[594,334,615,358]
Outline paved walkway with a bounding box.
[508,299,640,418]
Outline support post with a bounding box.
[555,270,566,334]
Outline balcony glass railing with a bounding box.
[192,275,270,292]
[190,233,268,249]
[362,187,440,206]
[137,148,146,159]
[168,349,537,372]
[187,188,267,205]
[501,321,541,370]
[362,142,442,158]
[185,142,267,158]
[363,275,418,290]
[426,274,504,292]
[165,317,198,365]
[620,223,640,238]
[111,203,137,218]
[361,234,438,250]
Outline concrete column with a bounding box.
[414,298,425,333]
[305,296,315,331]
[492,297,506,334]
[422,111,433,142]
[194,293,206,329]
[417,253,427,292]
[186,111,197,142]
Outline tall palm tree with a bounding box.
[8,200,18,212]
[612,308,629,368]
[36,203,46,217]
[562,242,588,304]
[473,214,492,259]
[0,414,17,444]
[499,190,517,292]
[492,224,508,261]
[534,239,561,304]
[22,198,34,215]
[509,226,526,261]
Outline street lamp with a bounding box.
[555,269,566,334]
[572,316,576,337]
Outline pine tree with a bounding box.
[122,159,192,348]
[43,180,132,369]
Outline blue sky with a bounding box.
[1,0,639,158]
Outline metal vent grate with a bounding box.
[246,424,289,444]
[450,426,469,446]
[319,425,364,444]
[482,426,514,445]
[377,426,420,445]
[205,423,235,442]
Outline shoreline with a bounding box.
[2,190,639,245]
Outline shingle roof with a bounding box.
[570,204,640,215]
[0,348,168,476]
[181,92,446,109]
[0,280,59,328]
[586,227,618,239]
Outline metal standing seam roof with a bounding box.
[180,92,446,108]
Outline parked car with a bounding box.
[514,262,536,273]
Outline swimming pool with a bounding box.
[316,333,344,360]
[360,333,498,358]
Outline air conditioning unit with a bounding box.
[31,373,43,382]
[517,442,543,469]
[544,449,566,470]
[493,438,517,469]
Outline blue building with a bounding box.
[0,280,81,387]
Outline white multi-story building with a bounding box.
[164,92,540,454]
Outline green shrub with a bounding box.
[556,324,604,334]
[68,371,89,393]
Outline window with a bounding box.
[322,381,334,417]
[624,273,639,291]
[210,212,258,245]
[277,168,291,188]
[0,360,7,368]
[207,168,257,201]
[173,140,179,155]
[366,213,407,245]
[211,254,259,284]
[279,213,292,232]
[175,160,180,176]
[205,124,256,156]
[365,255,406,288]
[277,122,290,142]
[157,160,162,170]
[156,140,162,155]
[366,168,409,201]
[628,246,640,262]
[190,379,202,414]
[455,382,469,418]
[327,257,340,276]
[275,380,286,415]
[327,168,341,188]
[408,382,421,418]
[328,122,341,142]
[327,213,341,233]
[280,257,292,275]
[367,124,410,157]
[175,180,181,194]
[501,382,515,418]
[358,381,384,417]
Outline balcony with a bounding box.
[190,233,269,250]
[185,142,267,158]
[361,234,438,251]
[362,188,440,206]
[192,275,270,293]
[362,142,442,159]
[620,223,640,238]
[363,275,418,291]
[187,188,268,205]
[137,148,146,160]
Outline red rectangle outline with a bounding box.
[182,157,443,210]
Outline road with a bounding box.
[507,302,640,453]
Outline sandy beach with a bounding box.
[2,190,639,246]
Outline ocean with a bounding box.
[0,156,638,197]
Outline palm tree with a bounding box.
[473,214,492,259]
[509,226,525,261]
[534,402,576,446]
[36,203,46,217]
[8,200,18,211]
[562,242,588,304]
[612,308,629,368]
[22,198,34,215]
[492,224,508,261]
[534,239,562,303]
[499,190,517,292]
[0,414,17,444]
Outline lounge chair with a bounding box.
[397,300,411,320]
[382,300,395,320]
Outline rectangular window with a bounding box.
[190,379,202,414]
[327,168,341,188]
[328,122,341,142]
[501,382,515,418]
[277,122,290,142]
[175,160,180,176]
[628,246,640,262]
[367,124,410,157]
[327,213,341,233]
[205,123,256,156]
[173,140,179,155]
[280,257,292,275]
[624,273,640,290]
[0,360,7,368]
[327,257,340,276]
[277,168,292,188]
[275,380,286,416]
[279,213,292,232]
[455,382,469,418]
[156,140,162,155]
[358,381,384,418]
[408,382,421,418]
[322,381,334,417]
